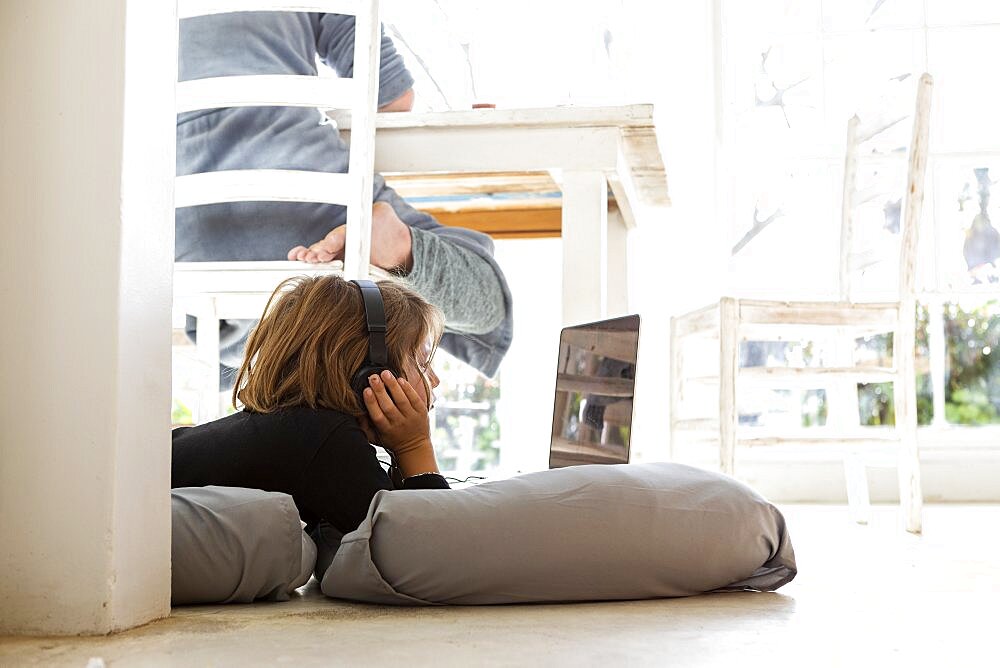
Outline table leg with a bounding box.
[558,170,608,326]
[607,205,629,316]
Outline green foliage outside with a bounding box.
[856,300,999,426]
[172,398,193,425]
[431,351,501,471]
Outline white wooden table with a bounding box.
[174,105,668,420]
[330,104,670,325]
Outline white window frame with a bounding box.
[713,0,1000,449]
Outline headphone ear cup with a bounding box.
[352,365,389,402]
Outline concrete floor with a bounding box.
[2,504,998,667]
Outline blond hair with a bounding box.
[233,275,443,416]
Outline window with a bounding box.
[718,0,1000,429]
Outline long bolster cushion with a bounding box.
[320,463,796,605]
[172,486,316,605]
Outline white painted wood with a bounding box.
[896,296,923,533]
[840,116,860,301]
[676,418,721,431]
[896,73,933,534]
[606,205,630,316]
[557,171,608,325]
[1,0,173,634]
[719,297,738,475]
[738,300,899,327]
[177,75,355,113]
[331,104,657,131]
[178,0,360,19]
[737,322,895,341]
[672,303,720,337]
[844,452,872,524]
[175,261,342,294]
[608,127,672,227]
[342,0,380,280]
[331,105,668,209]
[739,366,896,383]
[174,261,392,296]
[691,369,897,389]
[175,170,356,208]
[738,433,898,446]
[617,127,671,210]
[362,126,622,174]
[899,74,933,302]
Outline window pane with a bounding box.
[933,161,1000,289]
[848,160,908,297]
[928,26,1000,152]
[725,35,825,157]
[723,0,821,35]
[823,31,926,154]
[857,306,934,426]
[728,162,839,296]
[822,0,924,32]
[943,299,1000,425]
[926,0,1000,27]
[431,349,501,471]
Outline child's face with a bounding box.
[402,342,439,409]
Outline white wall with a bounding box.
[619,0,722,464]
[0,0,176,635]
[494,238,564,473]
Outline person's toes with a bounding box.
[288,246,306,261]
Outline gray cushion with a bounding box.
[320,463,796,605]
[172,486,316,605]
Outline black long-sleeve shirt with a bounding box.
[172,407,450,534]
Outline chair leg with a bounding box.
[895,297,923,534]
[844,452,871,525]
[898,424,923,534]
[719,298,738,476]
[194,298,222,423]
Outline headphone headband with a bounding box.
[351,279,388,367]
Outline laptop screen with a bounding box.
[549,314,640,468]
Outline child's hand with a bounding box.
[362,370,432,458]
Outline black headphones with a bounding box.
[350,279,393,401]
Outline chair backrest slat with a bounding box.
[178,0,361,19]
[898,74,933,300]
[175,170,357,208]
[177,75,355,114]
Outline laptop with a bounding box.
[548,314,641,468]
[441,314,641,484]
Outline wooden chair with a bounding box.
[173,0,384,420]
[669,73,933,534]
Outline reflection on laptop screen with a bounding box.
[549,314,640,468]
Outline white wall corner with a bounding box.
[0,0,176,635]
